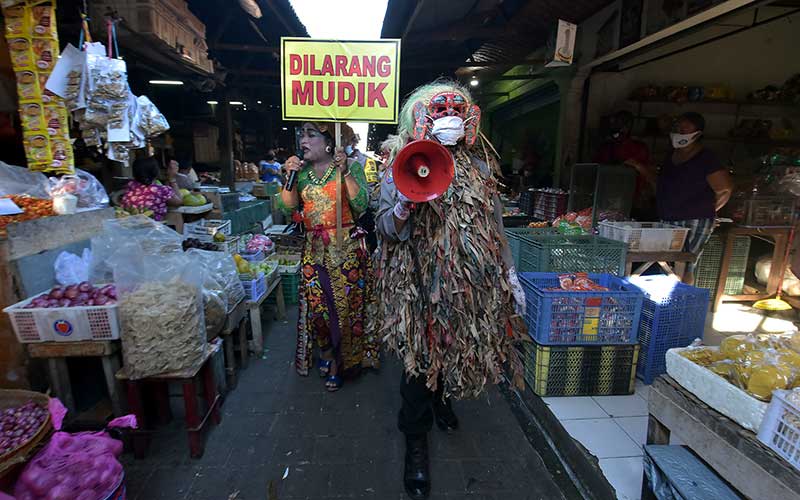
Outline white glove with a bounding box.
[508,267,526,316]
[393,193,414,221]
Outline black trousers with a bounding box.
[398,372,450,436]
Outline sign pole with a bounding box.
[335,122,343,251]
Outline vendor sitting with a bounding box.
[627,112,734,285]
[168,159,195,190]
[121,157,183,221]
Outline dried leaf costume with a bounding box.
[373,81,527,399]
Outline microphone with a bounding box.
[284,149,303,192]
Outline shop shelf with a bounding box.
[517,234,627,275]
[522,341,639,397]
[598,221,689,252]
[732,196,796,227]
[627,275,709,384]
[695,234,751,300]
[520,272,643,345]
[758,390,800,472]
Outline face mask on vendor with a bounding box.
[670,131,701,149]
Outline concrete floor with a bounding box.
[121,307,573,500]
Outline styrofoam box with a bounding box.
[666,347,768,432]
[3,288,120,343]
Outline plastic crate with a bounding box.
[522,341,639,396]
[505,227,558,267]
[239,249,265,262]
[758,390,800,471]
[241,272,267,302]
[268,253,302,274]
[695,234,751,300]
[281,272,300,305]
[532,190,568,221]
[3,287,120,343]
[518,234,627,275]
[520,272,643,345]
[184,219,231,238]
[627,275,709,384]
[598,221,689,252]
[519,190,535,215]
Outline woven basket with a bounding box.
[0,389,52,478]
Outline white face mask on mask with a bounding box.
[430,116,465,146]
[670,131,701,149]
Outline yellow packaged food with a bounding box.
[20,101,44,131]
[708,359,734,379]
[747,363,792,401]
[23,132,50,165]
[15,70,40,100]
[31,37,55,71]
[30,3,56,38]
[720,334,758,360]
[44,104,68,137]
[8,37,32,69]
[3,5,26,37]
[778,348,800,373]
[679,346,721,366]
[49,137,69,168]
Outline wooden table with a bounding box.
[220,299,248,388]
[247,274,286,356]
[625,251,696,279]
[713,225,792,312]
[116,339,222,459]
[642,376,800,500]
[27,340,123,417]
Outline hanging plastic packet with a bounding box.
[136,95,169,137]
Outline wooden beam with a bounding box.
[262,0,298,36]
[211,43,279,54]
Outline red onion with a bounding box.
[77,292,90,302]
[45,483,73,500]
[49,288,64,300]
[47,299,59,307]
[94,295,109,306]
[78,469,100,490]
[87,299,95,306]
[98,285,115,296]
[58,299,71,307]
[78,281,92,293]
[75,491,98,500]
[63,287,79,299]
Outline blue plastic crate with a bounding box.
[519,272,643,345]
[627,275,709,384]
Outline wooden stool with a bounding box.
[27,341,123,418]
[116,339,222,459]
[625,251,696,279]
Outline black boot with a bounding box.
[404,434,430,500]
[433,398,459,433]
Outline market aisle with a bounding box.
[121,306,569,500]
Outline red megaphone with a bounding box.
[393,140,454,202]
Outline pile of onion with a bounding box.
[0,401,47,457]
[14,431,124,500]
[23,283,117,309]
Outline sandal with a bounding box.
[318,359,332,378]
[325,375,343,392]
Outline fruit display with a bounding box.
[22,283,116,309]
[243,234,274,253]
[680,333,800,401]
[179,189,208,207]
[250,259,277,278]
[0,195,55,237]
[0,401,47,457]
[114,206,153,219]
[182,238,218,251]
[233,254,252,275]
[527,221,549,228]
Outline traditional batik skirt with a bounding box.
[295,226,380,376]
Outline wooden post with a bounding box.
[335,122,343,250]
[218,96,235,189]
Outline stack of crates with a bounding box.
[519,272,643,396]
[695,234,751,303]
[517,234,627,276]
[627,275,709,384]
[505,227,557,268]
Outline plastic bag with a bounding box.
[14,415,135,500]
[89,215,182,284]
[47,169,109,208]
[0,161,50,198]
[186,248,245,313]
[136,95,169,138]
[110,246,207,379]
[54,248,91,286]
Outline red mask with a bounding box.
[411,91,482,146]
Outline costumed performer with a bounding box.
[372,80,528,499]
